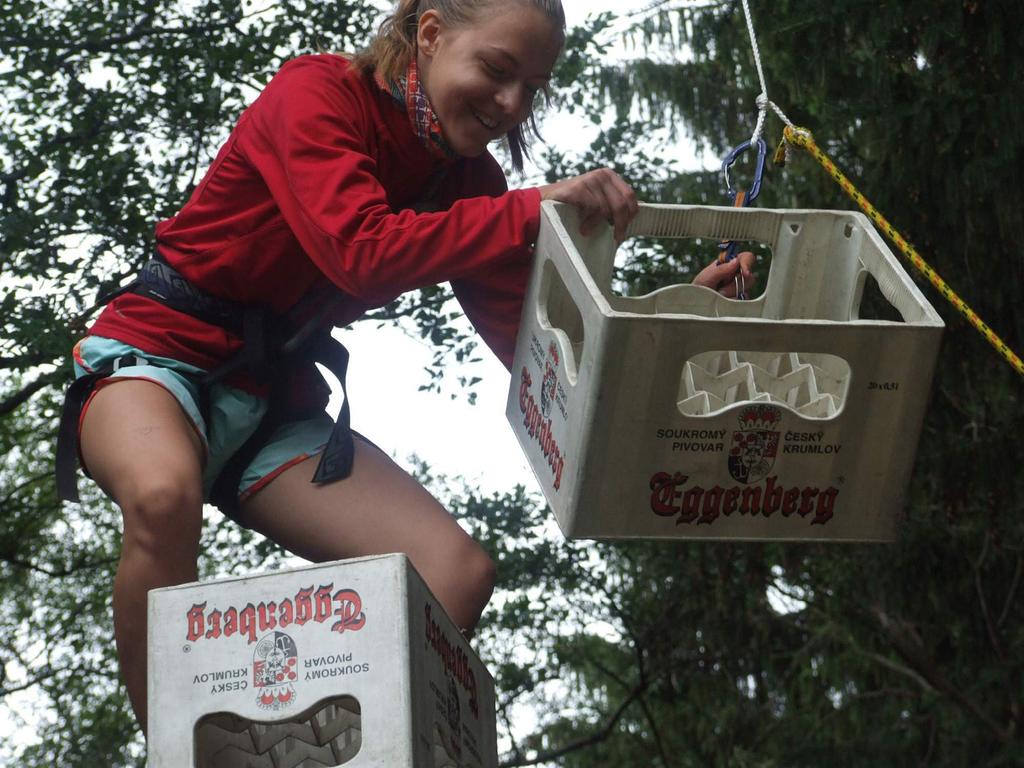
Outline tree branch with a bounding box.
[971,532,1005,662]
[0,353,53,370]
[998,552,1022,629]
[0,370,61,418]
[0,665,65,696]
[620,584,697,765]
[0,19,240,55]
[637,696,671,768]
[921,713,939,767]
[496,696,524,764]
[0,123,111,189]
[0,471,50,507]
[859,649,935,695]
[0,551,118,578]
[845,686,920,703]
[872,606,1013,744]
[623,0,728,20]
[495,665,577,768]
[0,662,121,698]
[498,682,647,768]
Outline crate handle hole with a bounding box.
[193,693,362,767]
[538,259,585,383]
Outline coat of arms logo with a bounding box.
[253,631,299,711]
[728,405,782,484]
[540,341,560,417]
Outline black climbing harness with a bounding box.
[55,253,355,517]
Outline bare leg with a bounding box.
[237,439,496,632]
[79,380,205,734]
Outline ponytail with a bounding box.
[351,0,420,86]
[352,0,566,173]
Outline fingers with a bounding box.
[539,168,639,241]
[579,210,603,237]
[737,250,756,282]
[574,169,636,241]
[692,257,738,290]
[736,251,758,295]
[577,173,610,236]
[718,282,738,299]
[692,251,759,298]
[593,169,639,241]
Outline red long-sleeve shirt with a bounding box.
[90,54,541,377]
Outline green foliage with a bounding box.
[476,1,1024,765]
[0,0,382,382]
[2,0,1023,766]
[0,1,377,762]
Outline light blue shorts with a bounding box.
[73,335,335,503]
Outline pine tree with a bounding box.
[484,2,1023,765]
[1,1,1021,765]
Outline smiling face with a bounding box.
[416,4,563,158]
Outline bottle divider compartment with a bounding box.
[194,695,361,768]
[678,350,851,418]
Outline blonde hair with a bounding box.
[352,0,566,171]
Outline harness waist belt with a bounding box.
[132,256,247,336]
[57,256,354,511]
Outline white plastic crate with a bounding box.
[506,202,944,542]
[147,554,497,767]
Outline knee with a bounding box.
[467,544,498,604]
[435,539,496,628]
[117,476,203,557]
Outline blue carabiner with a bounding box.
[722,137,767,206]
[718,137,767,299]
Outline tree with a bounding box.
[2,0,1023,766]
[477,1,1024,765]
[1,1,379,762]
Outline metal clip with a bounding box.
[111,354,148,372]
[722,137,767,205]
[718,137,767,300]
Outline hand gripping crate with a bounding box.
[147,554,497,767]
[506,202,944,542]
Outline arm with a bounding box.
[447,153,531,371]
[451,259,530,371]
[235,56,542,306]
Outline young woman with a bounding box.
[61,0,752,732]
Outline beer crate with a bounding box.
[147,554,496,767]
[506,202,944,542]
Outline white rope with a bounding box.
[740,0,769,105]
[738,0,796,147]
